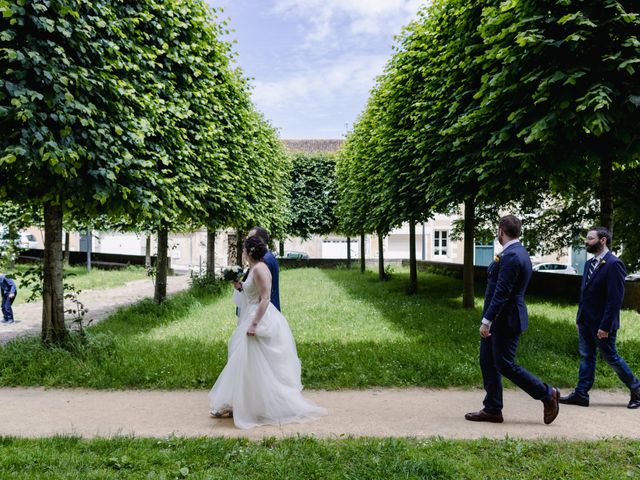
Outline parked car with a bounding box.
[532,263,577,275]
[284,251,310,260]
[0,229,40,250]
[20,233,40,249]
[626,272,640,282]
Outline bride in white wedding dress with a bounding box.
[209,235,327,429]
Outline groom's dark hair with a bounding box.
[589,226,612,248]
[248,226,270,245]
[499,215,522,238]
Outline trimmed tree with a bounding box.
[287,152,338,240]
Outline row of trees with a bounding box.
[0,0,290,345]
[337,0,640,305]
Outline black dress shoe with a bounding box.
[629,387,640,409]
[464,409,504,423]
[559,391,589,407]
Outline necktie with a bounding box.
[587,258,598,282]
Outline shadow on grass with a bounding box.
[90,285,231,336]
[0,270,638,390]
[0,286,232,389]
[316,268,640,390]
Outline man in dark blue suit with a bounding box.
[245,227,281,312]
[560,227,640,409]
[0,273,18,324]
[465,215,560,424]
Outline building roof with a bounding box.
[281,139,344,154]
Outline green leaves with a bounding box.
[0,153,16,165]
[339,0,640,258]
[0,0,286,236]
[287,153,338,239]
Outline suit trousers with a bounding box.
[1,294,15,323]
[576,325,640,395]
[480,329,551,413]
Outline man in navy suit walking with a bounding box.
[560,227,640,409]
[0,273,17,324]
[465,215,560,424]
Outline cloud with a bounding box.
[272,0,423,42]
[252,53,388,108]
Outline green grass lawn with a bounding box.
[9,264,149,305]
[2,269,639,476]
[0,436,638,479]
[0,268,638,390]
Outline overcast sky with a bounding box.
[206,0,422,139]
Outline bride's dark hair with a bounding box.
[244,235,268,261]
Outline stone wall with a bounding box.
[19,249,160,269]
[278,258,404,269]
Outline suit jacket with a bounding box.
[576,251,626,332]
[482,242,532,334]
[0,275,17,297]
[263,250,281,311]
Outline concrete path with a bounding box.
[0,276,190,345]
[0,387,637,440]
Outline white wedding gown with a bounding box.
[209,270,327,429]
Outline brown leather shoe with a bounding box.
[464,409,504,423]
[543,387,560,424]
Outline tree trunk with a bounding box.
[463,197,475,309]
[360,233,366,273]
[206,229,216,277]
[7,224,17,270]
[63,231,70,266]
[346,236,351,269]
[236,229,245,267]
[408,219,417,295]
[85,228,92,272]
[154,228,168,303]
[42,202,67,346]
[599,155,614,232]
[279,239,285,257]
[378,233,386,281]
[145,234,152,270]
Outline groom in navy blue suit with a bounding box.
[560,227,640,409]
[465,215,560,424]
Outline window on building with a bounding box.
[434,230,448,256]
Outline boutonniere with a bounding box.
[494,255,501,263]
[599,259,606,265]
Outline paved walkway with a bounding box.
[0,387,637,440]
[0,276,190,344]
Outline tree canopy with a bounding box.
[0,0,290,343]
[336,0,640,282]
[287,152,338,240]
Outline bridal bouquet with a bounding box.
[222,265,245,282]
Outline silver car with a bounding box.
[532,263,578,275]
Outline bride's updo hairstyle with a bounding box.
[244,235,268,261]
